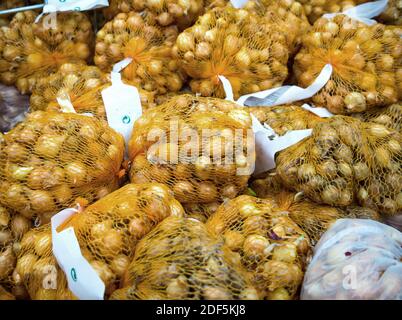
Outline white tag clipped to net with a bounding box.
[229,0,249,9]
[301,103,334,118]
[219,76,313,175]
[57,92,76,114]
[51,207,105,300]
[323,0,389,25]
[236,64,333,107]
[42,0,109,13]
[101,58,142,153]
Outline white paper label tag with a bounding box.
[323,0,388,25]
[57,93,76,114]
[301,103,334,118]
[230,0,249,9]
[236,64,333,107]
[51,208,105,300]
[42,0,109,13]
[218,75,235,102]
[102,59,142,152]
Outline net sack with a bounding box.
[294,15,401,114]
[173,7,289,99]
[301,218,402,300]
[0,111,125,223]
[0,11,94,94]
[110,216,259,300]
[0,1,25,27]
[128,94,255,205]
[30,63,156,119]
[378,0,402,25]
[103,0,205,30]
[249,105,326,136]
[15,183,184,300]
[0,84,29,133]
[276,116,402,215]
[206,195,311,300]
[95,12,185,94]
[353,102,401,133]
[0,285,15,300]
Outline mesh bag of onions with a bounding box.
[276,116,402,215]
[0,111,125,224]
[0,284,15,300]
[378,0,402,25]
[249,105,326,136]
[128,94,255,205]
[94,12,185,94]
[294,15,401,114]
[173,7,289,98]
[0,205,32,298]
[110,216,259,300]
[0,84,29,133]
[0,11,94,94]
[30,63,156,119]
[0,1,25,27]
[14,183,184,300]
[205,195,311,300]
[353,102,401,133]
[103,0,205,30]
[301,219,402,300]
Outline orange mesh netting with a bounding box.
[30,63,156,119]
[15,183,184,300]
[110,216,259,300]
[206,195,312,300]
[249,105,326,136]
[103,0,205,30]
[0,11,94,94]
[276,115,402,215]
[294,15,401,114]
[353,102,401,133]
[128,94,255,205]
[0,111,125,223]
[94,12,185,94]
[173,7,289,99]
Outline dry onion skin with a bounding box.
[128,94,255,205]
[206,195,311,300]
[94,12,185,94]
[353,103,401,133]
[276,116,402,215]
[16,183,184,300]
[110,216,258,300]
[249,105,326,136]
[103,0,205,30]
[0,11,94,94]
[30,63,156,119]
[0,111,125,221]
[250,170,285,198]
[294,15,402,114]
[173,7,289,99]
[0,84,29,133]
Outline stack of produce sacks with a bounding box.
[0,84,29,133]
[14,183,184,300]
[94,12,185,94]
[301,219,402,300]
[206,195,312,300]
[353,103,401,132]
[275,116,401,215]
[111,216,258,299]
[0,1,25,27]
[0,11,94,94]
[294,15,401,114]
[173,6,289,98]
[0,111,125,224]
[103,0,205,29]
[0,205,31,299]
[30,63,156,118]
[128,94,255,207]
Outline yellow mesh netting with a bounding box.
[206,195,311,300]
[0,11,94,94]
[173,7,289,98]
[30,63,156,119]
[353,103,401,133]
[95,12,185,94]
[103,0,205,30]
[276,115,402,215]
[110,216,259,300]
[378,0,402,25]
[15,183,184,300]
[294,15,401,114]
[0,111,125,223]
[249,105,326,136]
[128,94,255,205]
[0,1,25,27]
